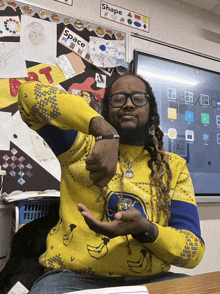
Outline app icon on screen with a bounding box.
[201,113,209,124]
[202,133,209,143]
[185,130,194,141]
[216,115,220,126]
[200,94,209,107]
[185,91,193,103]
[168,108,177,120]
[185,111,194,122]
[171,138,188,158]
[167,88,177,100]
[217,134,220,144]
[217,98,220,108]
[179,91,185,103]
[168,128,177,139]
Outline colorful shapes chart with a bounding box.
[100,1,149,33]
[2,147,32,186]
[0,142,60,193]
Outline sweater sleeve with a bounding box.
[18,82,102,134]
[146,157,205,269]
[147,225,205,268]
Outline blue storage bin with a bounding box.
[13,199,59,231]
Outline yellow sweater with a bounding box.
[18,82,205,277]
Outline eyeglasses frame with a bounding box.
[108,92,150,108]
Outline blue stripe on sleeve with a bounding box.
[169,200,204,243]
[37,125,78,157]
[64,129,78,145]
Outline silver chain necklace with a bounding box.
[120,149,144,179]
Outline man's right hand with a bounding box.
[86,138,119,188]
[86,117,119,188]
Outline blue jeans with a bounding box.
[28,269,189,294]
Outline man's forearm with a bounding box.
[89,117,118,137]
[86,117,119,188]
[18,82,103,134]
[146,226,205,268]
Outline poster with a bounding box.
[100,1,150,33]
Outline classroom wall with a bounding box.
[20,0,220,275]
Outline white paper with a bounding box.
[56,54,76,79]
[95,73,106,88]
[3,189,60,202]
[0,112,12,150]
[0,42,27,78]
[64,285,149,294]
[89,37,127,68]
[10,111,61,181]
[7,281,29,294]
[30,131,57,162]
[10,110,35,157]
[20,15,57,65]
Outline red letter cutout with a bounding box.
[9,79,22,97]
[25,72,41,83]
[39,67,53,84]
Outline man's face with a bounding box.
[108,76,150,131]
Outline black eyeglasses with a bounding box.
[108,92,150,108]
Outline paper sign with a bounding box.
[20,15,57,65]
[0,16,21,38]
[58,27,91,62]
[95,73,106,88]
[100,1,149,33]
[0,64,66,108]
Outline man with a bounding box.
[18,73,205,293]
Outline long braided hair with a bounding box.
[101,73,172,226]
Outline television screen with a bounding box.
[133,50,220,195]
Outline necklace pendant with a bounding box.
[124,168,134,179]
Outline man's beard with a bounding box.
[112,123,150,146]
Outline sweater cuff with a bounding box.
[146,224,186,263]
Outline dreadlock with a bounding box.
[101,72,172,226]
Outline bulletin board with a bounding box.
[0,0,128,194]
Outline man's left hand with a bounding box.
[77,203,150,238]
